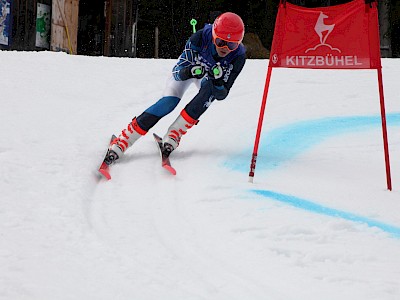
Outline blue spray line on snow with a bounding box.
[251,190,400,238]
[225,113,400,172]
[222,113,400,238]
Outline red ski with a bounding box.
[98,135,117,180]
[153,133,176,175]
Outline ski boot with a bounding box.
[107,117,147,164]
[162,110,198,154]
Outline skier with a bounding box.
[104,12,246,166]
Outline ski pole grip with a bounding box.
[190,19,197,33]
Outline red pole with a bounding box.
[377,67,392,191]
[249,66,273,183]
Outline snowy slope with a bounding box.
[1,51,400,300]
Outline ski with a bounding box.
[98,134,117,180]
[153,133,176,175]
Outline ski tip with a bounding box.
[163,165,176,175]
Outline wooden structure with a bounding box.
[51,0,79,54]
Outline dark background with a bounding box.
[134,0,400,58]
[2,0,399,58]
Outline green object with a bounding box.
[190,19,197,33]
[194,68,202,75]
[213,67,220,76]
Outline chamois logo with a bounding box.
[306,12,341,53]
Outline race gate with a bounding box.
[248,0,393,190]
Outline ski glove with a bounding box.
[190,64,206,79]
[178,64,205,81]
[208,63,224,87]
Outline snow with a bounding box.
[1,51,400,300]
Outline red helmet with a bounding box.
[212,12,245,43]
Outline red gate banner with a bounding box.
[269,0,381,69]
[249,0,392,190]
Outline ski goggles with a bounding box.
[213,37,240,51]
